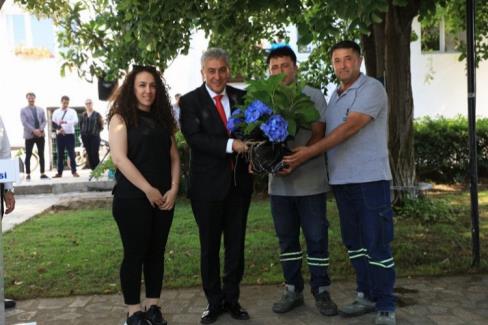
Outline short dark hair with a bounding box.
[61,95,70,101]
[330,40,361,58]
[266,46,297,65]
[26,92,36,98]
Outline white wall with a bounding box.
[410,17,488,118]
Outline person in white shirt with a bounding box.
[0,114,17,310]
[52,95,79,177]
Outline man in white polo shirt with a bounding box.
[52,95,79,178]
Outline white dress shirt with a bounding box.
[205,84,234,153]
[52,107,79,134]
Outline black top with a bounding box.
[113,109,172,198]
[80,111,103,136]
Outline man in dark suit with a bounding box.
[179,48,253,324]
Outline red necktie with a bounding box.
[214,94,234,170]
[213,95,227,127]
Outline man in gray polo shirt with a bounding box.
[283,40,396,325]
[266,46,337,317]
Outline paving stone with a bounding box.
[37,297,72,309]
[68,296,92,308]
[428,315,466,324]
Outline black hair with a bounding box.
[266,46,297,65]
[329,40,361,58]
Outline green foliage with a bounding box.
[15,0,488,87]
[394,196,458,224]
[414,116,488,183]
[419,0,488,64]
[238,74,319,138]
[89,154,114,180]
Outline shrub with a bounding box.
[393,196,458,224]
[414,116,488,183]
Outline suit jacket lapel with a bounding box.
[227,86,240,113]
[198,83,227,133]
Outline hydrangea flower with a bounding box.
[227,109,243,133]
[244,100,272,123]
[260,114,288,143]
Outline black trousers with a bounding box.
[113,196,173,305]
[25,137,45,174]
[191,187,251,308]
[56,134,77,174]
[81,134,100,170]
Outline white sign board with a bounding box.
[0,159,19,184]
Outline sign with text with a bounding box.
[0,159,19,183]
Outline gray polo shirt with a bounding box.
[326,73,392,185]
[269,85,329,196]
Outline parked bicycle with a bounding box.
[75,139,110,169]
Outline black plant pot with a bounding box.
[248,141,291,174]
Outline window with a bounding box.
[421,16,466,53]
[31,17,56,52]
[6,14,56,58]
[10,15,27,46]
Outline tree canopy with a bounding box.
[12,0,488,200]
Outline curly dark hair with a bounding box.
[107,66,177,134]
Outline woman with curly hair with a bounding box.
[108,65,180,325]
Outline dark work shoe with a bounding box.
[225,302,250,320]
[201,305,224,324]
[272,289,304,313]
[339,292,375,317]
[145,305,167,325]
[125,311,151,325]
[72,172,80,177]
[314,291,338,316]
[40,174,49,179]
[52,173,62,178]
[375,311,396,325]
[26,175,31,181]
[5,298,16,309]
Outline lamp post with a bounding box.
[466,0,480,267]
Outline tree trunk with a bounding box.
[384,0,421,202]
[363,17,386,82]
[374,18,386,80]
[361,32,377,77]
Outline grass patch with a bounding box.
[4,190,488,299]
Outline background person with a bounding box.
[52,95,79,178]
[20,92,48,180]
[266,46,337,317]
[179,48,253,324]
[79,99,104,170]
[0,114,17,310]
[108,65,179,325]
[172,93,181,128]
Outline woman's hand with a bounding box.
[160,188,178,210]
[144,186,165,208]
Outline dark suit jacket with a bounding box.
[179,83,253,201]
